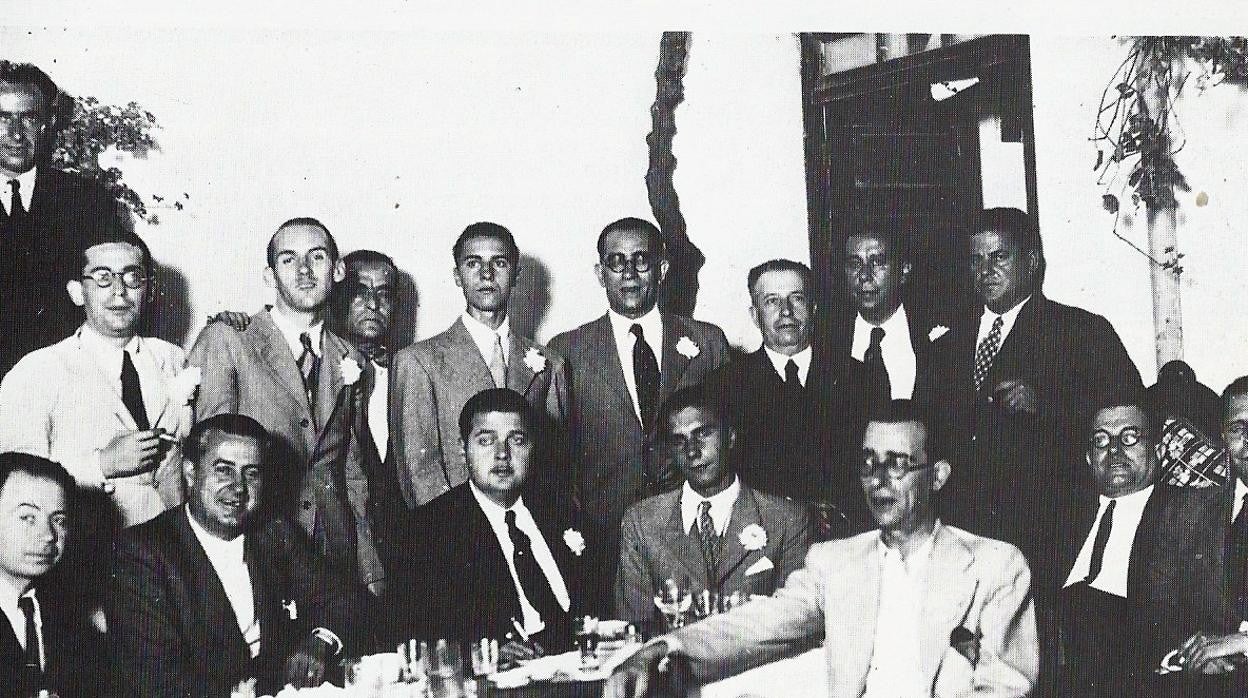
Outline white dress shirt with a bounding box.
[469,482,571,635]
[185,507,261,658]
[1063,485,1154,597]
[1,167,36,215]
[606,308,663,421]
[78,325,162,426]
[269,309,323,360]
[368,361,389,460]
[461,311,512,370]
[1234,479,1248,521]
[679,477,740,536]
[0,578,44,668]
[976,295,1032,349]
[763,345,812,387]
[851,308,917,399]
[863,533,935,698]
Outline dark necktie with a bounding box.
[121,349,151,430]
[504,509,563,626]
[1230,494,1248,618]
[630,324,660,429]
[973,316,1004,393]
[864,326,891,401]
[18,594,42,691]
[7,179,24,220]
[695,500,721,582]
[297,332,321,417]
[784,359,801,390]
[1083,499,1116,584]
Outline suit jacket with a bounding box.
[829,303,940,399]
[0,329,189,529]
[614,483,813,625]
[548,312,729,537]
[0,580,104,698]
[669,523,1038,698]
[356,357,406,570]
[389,483,584,650]
[919,294,1142,591]
[104,508,366,698]
[1055,481,1173,602]
[187,309,383,587]
[0,168,124,379]
[390,318,569,509]
[701,345,872,524]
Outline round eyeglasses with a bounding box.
[602,251,655,274]
[81,269,148,290]
[1089,427,1143,450]
[859,452,934,479]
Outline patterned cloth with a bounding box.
[973,316,1003,393]
[1157,416,1228,488]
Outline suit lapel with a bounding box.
[658,493,712,586]
[172,512,252,660]
[315,331,349,430]
[919,525,977,686]
[658,313,691,405]
[446,319,496,386]
[247,312,313,418]
[828,536,880,691]
[986,296,1044,393]
[506,334,537,395]
[716,486,763,590]
[586,315,638,423]
[245,533,283,654]
[0,605,21,668]
[68,330,138,430]
[1128,485,1169,598]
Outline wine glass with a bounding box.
[691,589,719,619]
[653,576,692,630]
[574,615,601,668]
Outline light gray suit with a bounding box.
[187,309,383,588]
[615,483,812,625]
[668,523,1038,697]
[390,318,569,508]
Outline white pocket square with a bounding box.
[744,556,775,576]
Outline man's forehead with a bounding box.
[272,224,331,253]
[668,405,720,433]
[846,234,892,256]
[753,269,807,296]
[863,420,925,451]
[352,261,396,286]
[83,241,144,268]
[1226,393,1248,422]
[471,410,528,432]
[0,82,45,110]
[0,472,67,510]
[458,236,510,258]
[971,229,1018,251]
[1092,405,1147,432]
[602,229,655,253]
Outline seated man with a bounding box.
[105,414,366,698]
[606,400,1038,698]
[390,388,583,658]
[615,386,812,626]
[0,452,100,698]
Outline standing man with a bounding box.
[0,61,124,378]
[0,452,100,698]
[615,386,812,626]
[702,259,869,521]
[188,218,384,595]
[605,400,1038,698]
[1057,399,1171,696]
[392,222,568,510]
[549,217,729,609]
[105,414,366,697]
[0,228,189,531]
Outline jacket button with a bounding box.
[302,500,313,510]
[301,418,310,427]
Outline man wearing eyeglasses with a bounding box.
[0,228,188,531]
[1055,398,1172,696]
[605,399,1038,698]
[0,61,126,379]
[549,217,728,612]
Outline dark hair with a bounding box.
[1090,397,1153,440]
[844,225,911,262]
[656,385,732,438]
[1222,376,1248,422]
[267,217,340,268]
[183,414,272,469]
[746,259,814,301]
[0,61,59,116]
[453,222,519,266]
[0,452,76,510]
[974,207,1046,288]
[76,226,153,278]
[343,249,397,277]
[458,388,538,444]
[597,217,666,258]
[866,399,947,463]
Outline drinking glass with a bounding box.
[469,638,500,677]
[427,639,465,698]
[573,615,601,668]
[691,590,719,619]
[653,576,692,630]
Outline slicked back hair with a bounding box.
[746,259,814,301]
[866,399,948,464]
[267,217,339,268]
[0,452,76,511]
[458,388,539,444]
[453,222,519,266]
[1222,376,1248,422]
[0,61,59,116]
[656,385,733,439]
[597,217,666,258]
[183,414,272,471]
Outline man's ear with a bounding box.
[181,458,196,491]
[66,280,85,307]
[900,261,913,284]
[657,258,670,285]
[1026,249,1041,276]
[932,459,952,493]
[510,260,521,286]
[748,304,762,332]
[332,259,346,284]
[594,263,607,290]
[263,266,276,289]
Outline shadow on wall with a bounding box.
[146,262,192,347]
[392,269,420,350]
[511,253,552,340]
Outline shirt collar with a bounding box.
[468,480,527,526]
[78,323,141,358]
[679,476,741,533]
[763,344,812,379]
[877,521,939,571]
[185,505,245,559]
[0,571,32,609]
[461,311,512,361]
[269,308,323,358]
[1100,483,1154,508]
[855,304,910,339]
[2,167,36,214]
[983,294,1032,328]
[607,307,662,347]
[1235,480,1248,518]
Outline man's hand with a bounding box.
[100,429,167,478]
[367,579,386,597]
[499,638,545,669]
[1176,631,1248,674]
[602,641,669,698]
[992,379,1039,415]
[208,310,252,332]
[285,632,334,688]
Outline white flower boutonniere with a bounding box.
[563,528,586,556]
[340,357,362,386]
[929,325,950,342]
[170,366,202,406]
[524,347,548,374]
[676,336,700,359]
[739,524,768,552]
[282,599,298,620]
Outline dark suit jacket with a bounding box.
[389,483,584,650]
[0,167,124,378]
[829,303,939,399]
[188,310,384,587]
[0,580,103,698]
[358,357,406,572]
[105,508,366,698]
[701,346,872,527]
[919,294,1142,592]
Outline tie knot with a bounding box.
[17,595,34,617]
[299,332,315,354]
[699,500,712,515]
[8,179,19,194]
[870,326,886,345]
[629,323,645,341]
[504,509,517,527]
[991,316,1004,331]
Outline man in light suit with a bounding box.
[0,227,188,533]
[606,400,1038,698]
[549,217,729,610]
[615,386,812,626]
[187,218,384,595]
[392,222,568,510]
[105,414,366,698]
